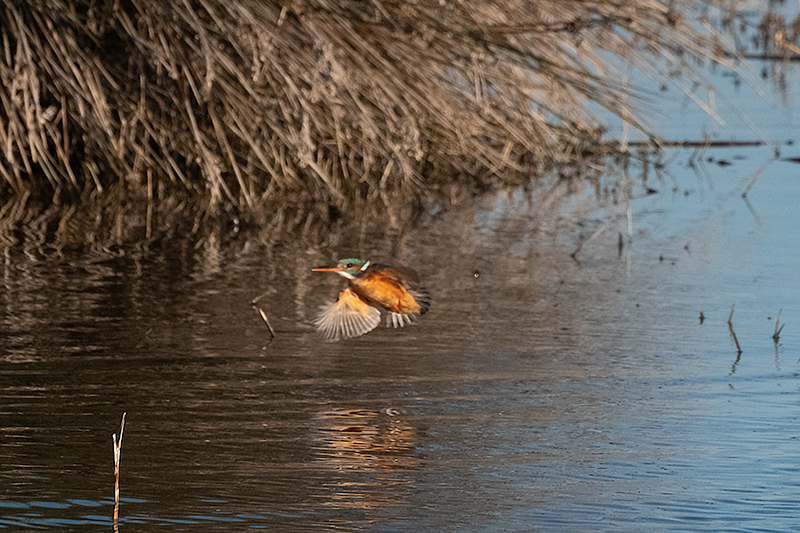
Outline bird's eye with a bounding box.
[345,263,353,269]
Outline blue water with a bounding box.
[3,23,800,533]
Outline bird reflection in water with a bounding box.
[314,408,418,510]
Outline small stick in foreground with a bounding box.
[251,292,276,339]
[113,412,126,527]
[255,307,277,338]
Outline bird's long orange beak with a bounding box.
[312,266,338,272]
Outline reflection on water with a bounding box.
[3,70,800,531]
[316,408,418,472]
[314,408,418,513]
[2,143,800,530]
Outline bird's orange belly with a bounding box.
[353,279,421,315]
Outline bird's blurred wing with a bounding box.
[315,288,380,341]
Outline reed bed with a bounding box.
[0,0,743,224]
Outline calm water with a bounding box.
[3,57,800,533]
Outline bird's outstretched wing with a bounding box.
[314,288,381,341]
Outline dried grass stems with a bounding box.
[112,412,126,528]
[0,0,738,216]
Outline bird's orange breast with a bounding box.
[351,273,421,315]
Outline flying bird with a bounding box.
[312,258,431,341]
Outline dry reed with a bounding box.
[0,1,744,219]
[728,304,742,355]
[112,412,126,528]
[772,309,784,343]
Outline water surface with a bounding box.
[3,59,800,533]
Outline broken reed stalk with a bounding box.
[742,158,772,198]
[773,309,784,343]
[570,221,608,259]
[255,307,277,339]
[113,412,127,526]
[251,292,277,339]
[728,304,742,355]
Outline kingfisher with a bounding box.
[312,258,431,341]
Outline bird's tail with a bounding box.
[410,287,431,316]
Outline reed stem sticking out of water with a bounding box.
[113,412,126,528]
[728,304,742,355]
[252,291,277,339]
[772,309,784,343]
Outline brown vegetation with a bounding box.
[0,0,740,231]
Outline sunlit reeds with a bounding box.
[0,0,747,225]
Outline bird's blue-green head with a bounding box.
[313,258,371,280]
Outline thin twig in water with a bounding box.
[622,140,766,148]
[728,304,742,355]
[773,309,784,343]
[256,307,277,339]
[113,412,126,530]
[251,293,276,339]
[731,350,742,375]
[250,291,268,305]
[741,194,762,225]
[570,222,607,260]
[742,156,774,198]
